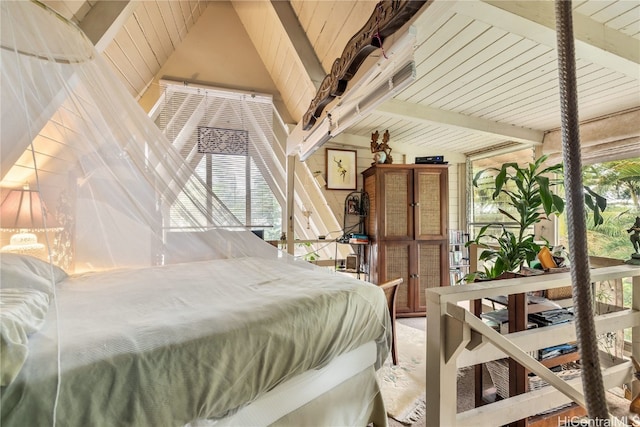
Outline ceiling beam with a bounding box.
[377,99,544,144]
[458,1,639,79]
[78,0,138,52]
[270,1,325,89]
[543,108,640,152]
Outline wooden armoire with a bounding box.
[363,164,449,316]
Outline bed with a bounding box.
[1,3,391,424]
[0,253,391,426]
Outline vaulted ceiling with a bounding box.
[40,0,640,163]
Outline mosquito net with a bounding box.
[0,2,391,426]
[0,1,287,271]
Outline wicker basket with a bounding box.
[486,358,581,414]
[546,285,572,300]
[545,267,572,300]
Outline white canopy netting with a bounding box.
[1,1,287,272]
[1,3,381,426]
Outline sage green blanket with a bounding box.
[1,257,390,426]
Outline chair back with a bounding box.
[379,278,403,365]
[379,278,402,320]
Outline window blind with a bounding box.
[156,84,282,239]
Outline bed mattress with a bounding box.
[1,257,390,426]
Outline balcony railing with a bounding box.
[425,264,640,426]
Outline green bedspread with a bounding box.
[1,257,390,427]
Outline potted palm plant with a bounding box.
[465,154,606,281]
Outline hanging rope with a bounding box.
[555,0,609,420]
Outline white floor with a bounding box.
[397,317,426,331]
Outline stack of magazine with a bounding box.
[348,233,369,244]
[528,308,573,327]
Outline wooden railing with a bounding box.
[425,264,640,426]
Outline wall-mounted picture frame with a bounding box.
[326,148,357,190]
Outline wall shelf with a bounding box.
[335,190,369,279]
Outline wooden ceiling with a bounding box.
[40,0,639,161]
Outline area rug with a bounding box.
[376,322,639,426]
[376,322,427,424]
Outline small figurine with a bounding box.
[370,129,393,165]
[626,216,640,265]
[628,216,640,254]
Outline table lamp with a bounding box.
[0,184,60,257]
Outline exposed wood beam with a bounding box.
[459,1,639,79]
[330,132,372,150]
[301,1,430,131]
[270,1,325,89]
[543,108,640,151]
[543,108,640,165]
[79,0,138,52]
[377,99,544,144]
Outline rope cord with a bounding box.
[554,0,608,419]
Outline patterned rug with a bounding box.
[376,322,426,424]
[376,321,640,426]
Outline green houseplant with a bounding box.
[466,154,607,281]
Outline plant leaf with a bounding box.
[493,167,508,199]
[472,169,488,187]
[551,194,565,214]
[537,175,554,215]
[497,208,518,223]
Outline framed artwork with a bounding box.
[326,148,357,190]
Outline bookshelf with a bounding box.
[335,190,369,279]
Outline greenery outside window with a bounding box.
[468,147,536,248]
[558,157,640,343]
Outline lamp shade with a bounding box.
[0,186,59,231]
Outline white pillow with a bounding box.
[0,253,67,296]
[0,288,50,386]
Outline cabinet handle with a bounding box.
[409,202,420,207]
[410,273,420,278]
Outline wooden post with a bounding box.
[286,156,295,255]
[508,292,527,427]
[473,298,484,408]
[426,291,459,426]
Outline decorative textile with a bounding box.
[380,321,636,426]
[377,322,426,424]
[197,126,248,155]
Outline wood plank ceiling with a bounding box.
[40,0,640,161]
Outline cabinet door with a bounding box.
[379,241,413,314]
[363,173,377,238]
[416,241,449,312]
[414,167,448,240]
[380,168,413,240]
